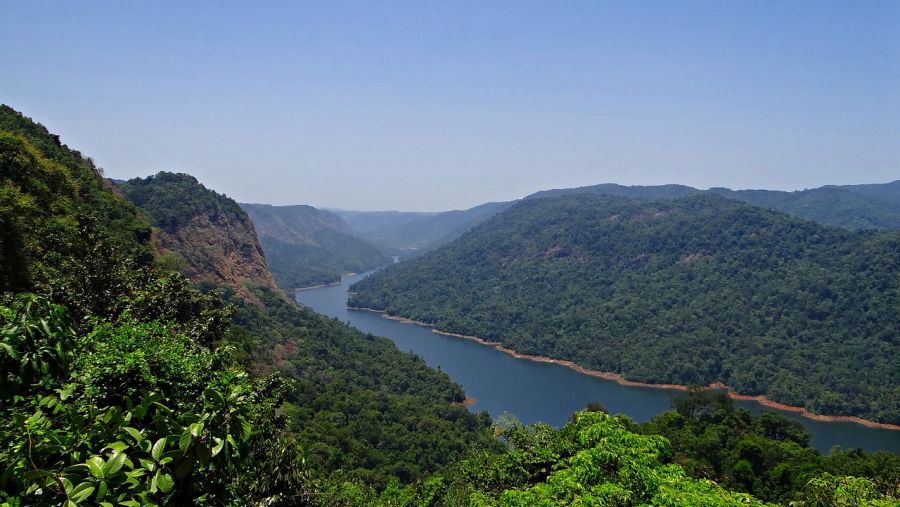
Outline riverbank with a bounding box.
[295,280,342,291]
[349,306,900,431]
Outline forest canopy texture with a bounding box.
[351,194,900,425]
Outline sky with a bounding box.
[2,1,898,211]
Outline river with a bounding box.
[297,271,900,454]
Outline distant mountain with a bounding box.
[240,203,388,290]
[351,193,900,424]
[833,180,900,202]
[526,181,900,230]
[333,201,514,256]
[116,172,280,301]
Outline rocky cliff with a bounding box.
[116,172,279,301]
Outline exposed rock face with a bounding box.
[115,172,280,302]
[154,211,279,301]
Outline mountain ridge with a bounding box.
[350,192,900,425]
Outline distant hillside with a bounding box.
[116,172,279,301]
[241,203,388,289]
[526,181,900,230]
[333,201,513,256]
[351,193,900,424]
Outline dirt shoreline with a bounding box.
[294,280,342,291]
[348,306,900,431]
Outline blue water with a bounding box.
[297,271,900,454]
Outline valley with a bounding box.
[300,272,900,454]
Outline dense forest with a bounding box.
[240,203,387,290]
[351,194,900,424]
[527,181,900,230]
[2,105,897,505]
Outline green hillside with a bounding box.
[526,181,900,230]
[241,203,388,289]
[2,105,896,506]
[333,201,513,257]
[350,194,900,424]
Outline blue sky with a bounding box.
[2,1,897,210]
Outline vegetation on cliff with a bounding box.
[2,105,896,505]
[350,194,900,424]
[241,203,388,289]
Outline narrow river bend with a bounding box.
[297,272,900,454]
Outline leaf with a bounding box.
[179,430,192,452]
[104,441,128,452]
[70,482,95,502]
[190,421,204,437]
[204,387,225,406]
[123,426,143,444]
[211,437,225,457]
[240,417,252,441]
[151,437,166,461]
[86,456,105,478]
[150,471,158,494]
[158,473,174,494]
[103,451,127,476]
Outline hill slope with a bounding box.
[3,105,896,506]
[350,194,900,424]
[241,203,388,289]
[116,172,279,301]
[526,181,900,230]
[333,201,513,256]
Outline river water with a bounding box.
[297,271,900,454]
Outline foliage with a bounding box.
[115,172,246,234]
[351,194,900,424]
[226,286,499,489]
[258,233,385,289]
[526,181,900,230]
[0,294,294,505]
[641,388,900,503]
[0,106,152,265]
[241,203,389,289]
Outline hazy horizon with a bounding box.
[3,1,898,211]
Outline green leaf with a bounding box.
[240,418,252,441]
[123,426,143,443]
[86,456,105,478]
[204,387,225,406]
[211,437,225,457]
[151,437,166,461]
[103,451,127,476]
[150,471,159,494]
[190,421,204,437]
[179,430,192,452]
[70,482,95,502]
[158,473,174,493]
[104,441,129,452]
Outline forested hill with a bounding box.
[526,181,900,230]
[3,105,898,505]
[240,203,387,289]
[350,193,900,425]
[333,200,513,256]
[116,172,280,301]
[0,106,498,503]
